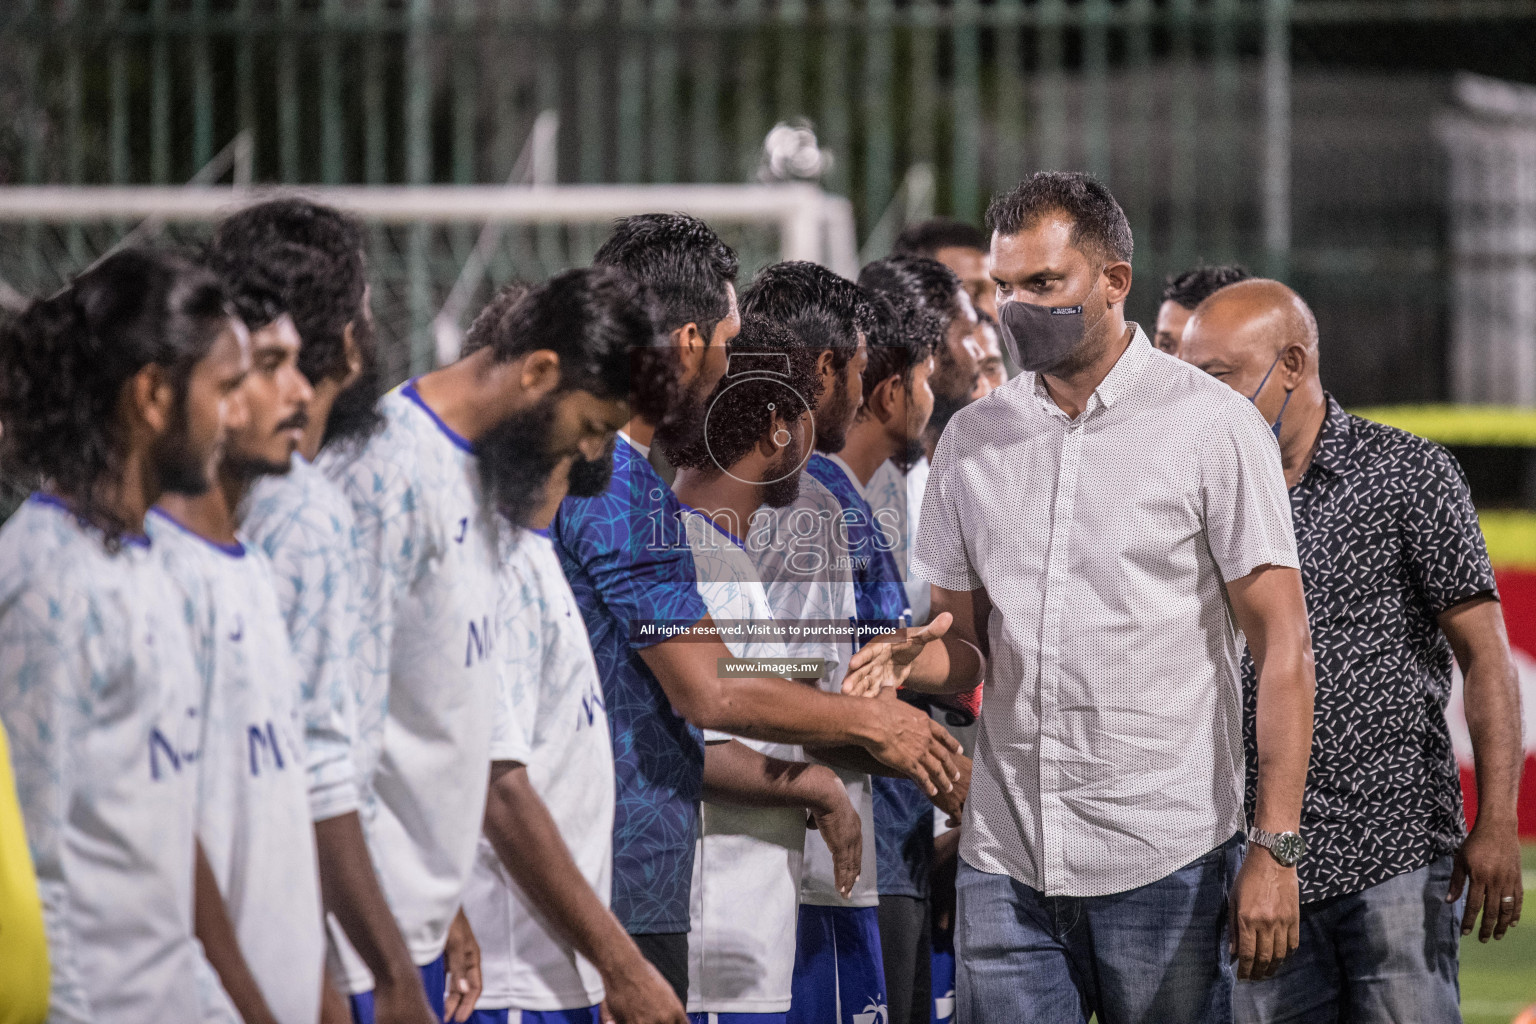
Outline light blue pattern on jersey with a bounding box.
[148,508,325,1024]
[551,437,709,935]
[319,381,504,986]
[241,453,364,821]
[0,497,238,1024]
[464,526,613,1010]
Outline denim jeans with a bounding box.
[1234,855,1464,1024]
[954,835,1243,1024]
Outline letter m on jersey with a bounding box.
[465,615,495,668]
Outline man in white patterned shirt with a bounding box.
[849,172,1316,1024]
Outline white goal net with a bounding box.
[0,183,858,387]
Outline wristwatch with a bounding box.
[1247,827,1306,868]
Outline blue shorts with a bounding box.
[688,1015,788,1024]
[929,944,955,1024]
[473,1007,603,1024]
[787,905,888,1024]
[350,955,446,1024]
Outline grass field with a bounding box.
[1459,843,1536,1024]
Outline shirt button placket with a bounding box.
[1038,415,1083,893]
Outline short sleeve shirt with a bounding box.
[463,527,614,1010]
[241,454,365,823]
[914,328,1299,897]
[320,383,504,985]
[680,508,806,1014]
[148,511,325,1024]
[0,497,239,1023]
[1242,395,1497,902]
[551,436,710,935]
[866,456,932,624]
[805,454,911,642]
[745,476,880,908]
[820,456,933,900]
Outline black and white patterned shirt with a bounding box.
[1243,394,1497,903]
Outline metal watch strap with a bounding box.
[1246,826,1304,867]
[1248,826,1280,849]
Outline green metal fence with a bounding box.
[4,0,1536,402]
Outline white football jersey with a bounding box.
[149,509,325,1024]
[463,526,614,1011]
[682,508,807,1013]
[0,496,239,1023]
[746,478,878,909]
[241,453,365,822]
[320,383,503,989]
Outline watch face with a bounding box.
[1273,833,1305,866]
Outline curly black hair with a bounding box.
[0,247,233,539]
[593,213,739,342]
[1161,264,1253,311]
[739,261,872,371]
[209,198,366,384]
[986,171,1134,265]
[667,313,823,474]
[474,266,664,403]
[856,258,948,395]
[892,217,989,258]
[461,281,533,356]
[208,198,383,451]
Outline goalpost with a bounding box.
[0,182,859,385]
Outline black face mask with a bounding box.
[997,280,1109,374]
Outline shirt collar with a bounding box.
[1307,393,1357,478]
[1028,323,1152,415]
[618,430,651,460]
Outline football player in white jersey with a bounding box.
[739,263,963,1024]
[210,199,442,1024]
[319,267,641,1023]
[454,281,683,1024]
[0,248,250,1022]
[668,314,864,1024]
[153,275,326,1024]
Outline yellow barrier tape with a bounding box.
[1352,405,1536,447]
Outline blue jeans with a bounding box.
[1234,855,1464,1024]
[954,835,1243,1024]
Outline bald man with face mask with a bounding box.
[1182,280,1526,1024]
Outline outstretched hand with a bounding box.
[842,612,953,698]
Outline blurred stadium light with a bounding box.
[2,0,1535,401]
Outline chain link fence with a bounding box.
[3,0,1535,402]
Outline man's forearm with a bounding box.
[802,744,906,779]
[1463,654,1525,825]
[313,811,420,989]
[1251,640,1313,834]
[686,675,886,747]
[195,841,279,1024]
[900,636,985,695]
[702,739,842,812]
[483,764,645,977]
